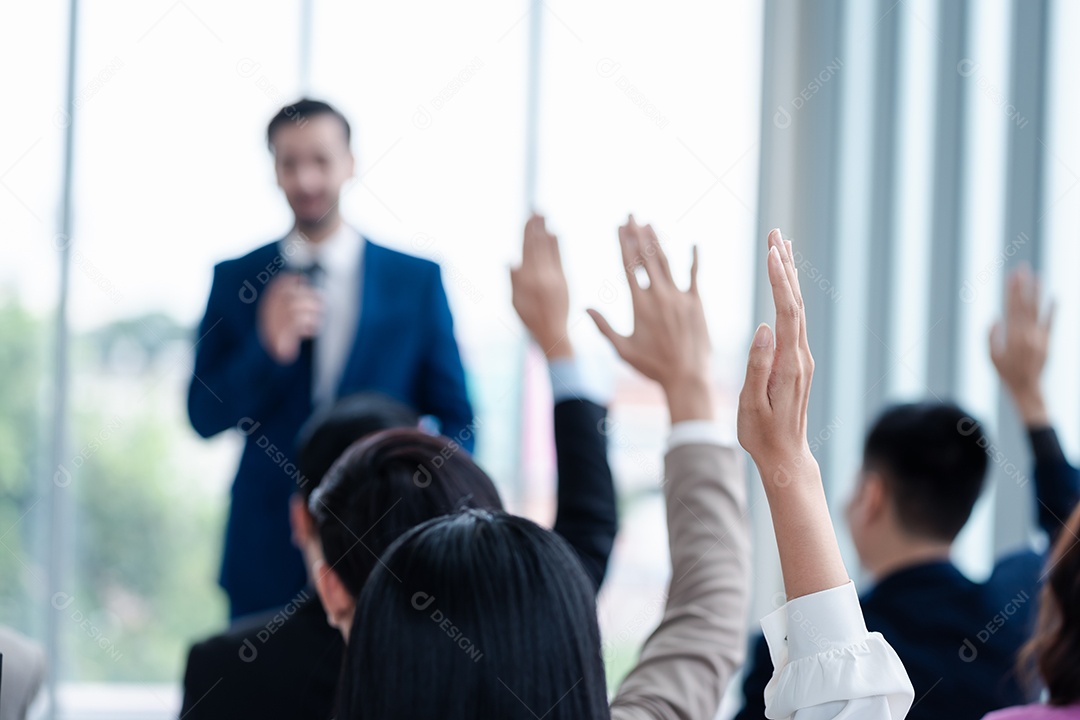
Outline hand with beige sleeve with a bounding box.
[591,216,750,720]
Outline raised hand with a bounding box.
[588,216,710,423]
[510,214,572,360]
[738,228,846,600]
[737,229,813,474]
[989,265,1053,426]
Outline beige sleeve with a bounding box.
[610,443,752,720]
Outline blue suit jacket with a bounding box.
[188,237,474,618]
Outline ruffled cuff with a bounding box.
[760,582,914,719]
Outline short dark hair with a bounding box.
[267,98,351,149]
[340,509,609,720]
[862,402,989,542]
[294,392,419,500]
[1020,502,1080,705]
[308,429,503,598]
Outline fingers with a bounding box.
[1022,265,1038,321]
[519,213,563,275]
[741,323,774,408]
[769,230,807,358]
[638,223,675,288]
[767,242,800,361]
[1004,264,1053,335]
[780,235,808,352]
[587,308,627,357]
[689,245,700,295]
[1006,267,1027,328]
[291,290,323,337]
[618,220,644,298]
[547,225,563,267]
[769,230,801,315]
[784,239,803,298]
[521,213,544,269]
[1043,298,1056,334]
[619,216,681,294]
[533,213,560,264]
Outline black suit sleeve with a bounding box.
[732,632,773,720]
[180,640,226,719]
[1028,426,1080,542]
[551,399,618,593]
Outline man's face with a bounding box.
[271,114,354,227]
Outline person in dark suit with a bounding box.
[179,215,618,718]
[187,99,475,619]
[179,393,418,720]
[735,266,1080,720]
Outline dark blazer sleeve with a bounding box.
[180,640,226,719]
[551,399,618,591]
[416,265,475,452]
[1028,426,1080,542]
[732,632,773,720]
[187,261,301,438]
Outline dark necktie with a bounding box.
[300,261,326,289]
[299,261,325,403]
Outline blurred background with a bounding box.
[1,0,1077,717]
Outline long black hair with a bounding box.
[339,509,611,720]
[309,428,503,598]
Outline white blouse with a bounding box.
[761,581,914,719]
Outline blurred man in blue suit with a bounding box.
[187,99,474,619]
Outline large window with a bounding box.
[3,1,763,716]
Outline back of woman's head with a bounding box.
[1021,502,1080,705]
[309,428,504,598]
[340,509,610,720]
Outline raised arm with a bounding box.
[990,266,1080,541]
[736,230,912,719]
[587,217,751,720]
[511,214,618,590]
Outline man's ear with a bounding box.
[289,494,313,549]
[861,470,889,523]
[312,559,354,636]
[272,152,285,187]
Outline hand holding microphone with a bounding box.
[258,263,325,364]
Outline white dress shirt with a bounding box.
[279,222,363,409]
[666,421,914,720]
[761,581,914,719]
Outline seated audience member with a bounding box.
[332,222,911,719]
[306,214,620,641]
[736,265,1079,720]
[0,626,46,720]
[982,268,1080,720]
[179,393,419,720]
[179,214,618,717]
[984,502,1080,720]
